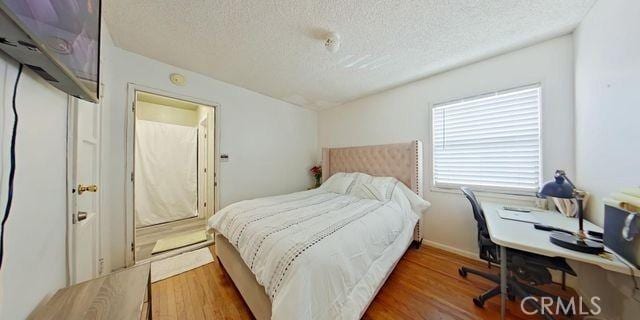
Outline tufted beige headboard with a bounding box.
[321,141,424,243]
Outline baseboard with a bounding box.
[423,240,483,262]
[135,238,214,266]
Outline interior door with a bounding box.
[69,97,101,284]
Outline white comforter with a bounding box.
[209,186,424,320]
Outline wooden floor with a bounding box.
[151,245,578,319]
[136,217,207,260]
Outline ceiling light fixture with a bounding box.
[324,32,341,53]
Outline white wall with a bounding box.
[573,0,640,318]
[575,0,640,226]
[0,54,68,319]
[103,46,318,270]
[318,35,575,255]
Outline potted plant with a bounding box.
[310,165,322,188]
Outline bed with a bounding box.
[208,141,429,320]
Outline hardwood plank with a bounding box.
[151,245,580,319]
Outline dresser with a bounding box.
[29,264,151,320]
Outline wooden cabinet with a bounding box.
[29,264,151,320]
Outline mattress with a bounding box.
[209,188,421,319]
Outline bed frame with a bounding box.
[215,140,425,320]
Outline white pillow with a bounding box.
[350,176,400,201]
[352,183,386,201]
[392,183,431,217]
[369,176,400,201]
[320,172,357,194]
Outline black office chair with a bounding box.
[458,187,577,319]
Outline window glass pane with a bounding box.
[432,85,541,193]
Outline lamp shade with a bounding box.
[538,175,574,199]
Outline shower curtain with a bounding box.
[135,120,198,227]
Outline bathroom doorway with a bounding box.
[128,89,218,262]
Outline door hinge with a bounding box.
[98,258,104,275]
[204,168,207,173]
[131,242,135,252]
[130,171,134,182]
[204,202,207,207]
[132,101,135,112]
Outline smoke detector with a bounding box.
[324,32,341,53]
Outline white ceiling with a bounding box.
[104,0,595,110]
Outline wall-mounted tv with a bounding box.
[0,0,101,103]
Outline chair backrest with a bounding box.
[460,187,499,263]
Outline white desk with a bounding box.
[482,202,639,319]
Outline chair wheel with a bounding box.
[508,294,516,301]
[473,297,484,308]
[458,268,467,278]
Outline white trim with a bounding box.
[134,239,214,266]
[65,95,76,285]
[125,85,135,267]
[432,83,542,109]
[431,185,537,197]
[423,240,482,262]
[429,185,541,203]
[124,84,221,266]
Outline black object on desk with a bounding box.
[588,230,604,239]
[533,224,603,243]
[604,205,640,269]
[533,223,572,234]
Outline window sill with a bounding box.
[429,186,540,202]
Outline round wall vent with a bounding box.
[169,73,186,86]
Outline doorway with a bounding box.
[128,88,218,263]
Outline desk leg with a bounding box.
[500,246,507,320]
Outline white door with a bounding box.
[69,97,101,284]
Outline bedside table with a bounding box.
[29,263,151,320]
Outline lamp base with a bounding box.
[549,231,604,254]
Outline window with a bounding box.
[432,84,541,194]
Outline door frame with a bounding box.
[197,116,210,220]
[66,95,104,284]
[124,84,221,266]
[65,96,76,285]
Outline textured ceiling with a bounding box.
[104,0,595,110]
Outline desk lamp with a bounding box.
[538,170,604,254]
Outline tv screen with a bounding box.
[0,0,100,101]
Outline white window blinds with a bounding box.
[432,85,541,193]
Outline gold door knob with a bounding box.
[78,184,98,195]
